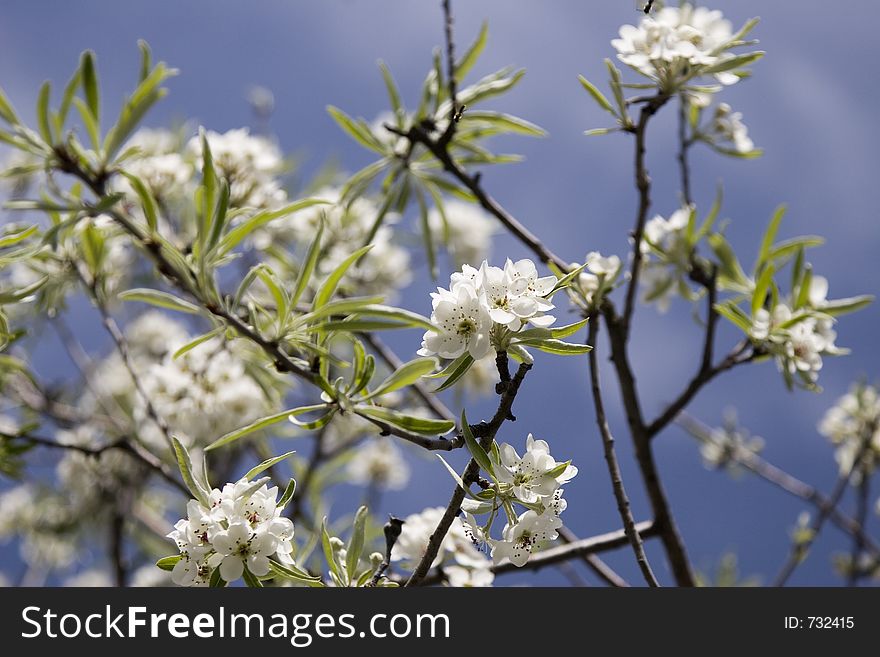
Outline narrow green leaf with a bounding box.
[751,264,775,317]
[365,356,439,400]
[327,105,385,153]
[431,353,475,393]
[120,171,159,232]
[80,51,100,123]
[290,217,324,308]
[172,437,210,506]
[205,404,327,451]
[820,295,874,317]
[36,81,53,145]
[268,560,324,586]
[461,410,493,476]
[277,478,297,510]
[118,288,200,314]
[346,505,368,579]
[321,518,346,585]
[714,302,752,333]
[757,204,786,269]
[156,555,181,572]
[354,405,455,436]
[244,450,296,481]
[455,21,488,79]
[312,244,373,310]
[242,568,263,588]
[578,74,615,116]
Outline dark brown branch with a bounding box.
[677,413,880,557]
[587,316,659,586]
[646,339,756,438]
[2,431,189,496]
[773,429,875,586]
[388,123,569,271]
[677,94,693,207]
[438,0,459,147]
[558,526,630,587]
[848,474,871,585]
[413,520,658,585]
[405,360,532,586]
[601,300,695,586]
[621,94,669,334]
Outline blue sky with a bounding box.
[1,1,878,586]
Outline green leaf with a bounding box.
[514,338,593,356]
[205,405,328,451]
[118,288,200,314]
[290,217,324,308]
[277,478,297,510]
[346,505,368,579]
[120,171,160,233]
[548,262,587,296]
[80,51,100,123]
[460,110,547,137]
[0,87,21,125]
[354,405,455,436]
[209,569,226,587]
[365,356,438,400]
[820,295,873,317]
[713,302,752,333]
[415,184,437,279]
[604,59,628,124]
[219,198,329,256]
[455,21,488,79]
[436,453,469,492]
[430,353,475,393]
[268,559,324,587]
[327,105,385,154]
[701,52,765,76]
[378,61,403,120]
[172,437,210,506]
[757,204,786,269]
[156,555,182,572]
[72,97,101,151]
[312,245,373,310]
[36,81,53,145]
[310,319,410,333]
[242,568,264,588]
[708,233,750,290]
[766,236,824,263]
[0,225,38,249]
[461,410,493,476]
[243,451,296,481]
[172,327,224,361]
[578,74,616,116]
[751,264,775,317]
[321,517,346,585]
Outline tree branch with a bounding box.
[587,315,659,586]
[413,520,658,585]
[405,358,532,586]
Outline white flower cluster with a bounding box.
[749,300,845,389]
[259,185,412,299]
[390,506,494,587]
[612,3,741,90]
[452,434,576,569]
[345,437,411,491]
[80,311,274,451]
[819,383,880,481]
[640,207,694,312]
[709,103,755,154]
[576,251,624,307]
[187,128,287,209]
[122,128,194,198]
[699,424,764,476]
[167,478,295,586]
[427,199,496,268]
[418,259,558,360]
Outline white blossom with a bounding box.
[418,280,492,360]
[495,434,577,504]
[445,564,494,588]
[428,199,495,267]
[612,4,742,90]
[710,103,755,154]
[489,509,562,567]
[345,438,411,491]
[819,384,880,480]
[167,477,296,586]
[390,507,486,569]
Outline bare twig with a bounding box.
[848,474,871,585]
[558,526,631,587]
[413,520,658,585]
[773,430,875,587]
[602,300,695,586]
[677,413,880,556]
[587,316,659,586]
[405,359,532,586]
[678,94,693,207]
[622,94,669,334]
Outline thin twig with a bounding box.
[405,359,532,586]
[601,300,695,586]
[773,430,875,587]
[587,315,659,586]
[622,94,669,334]
[848,473,871,586]
[558,526,631,587]
[678,94,693,207]
[413,521,658,585]
[677,413,880,556]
